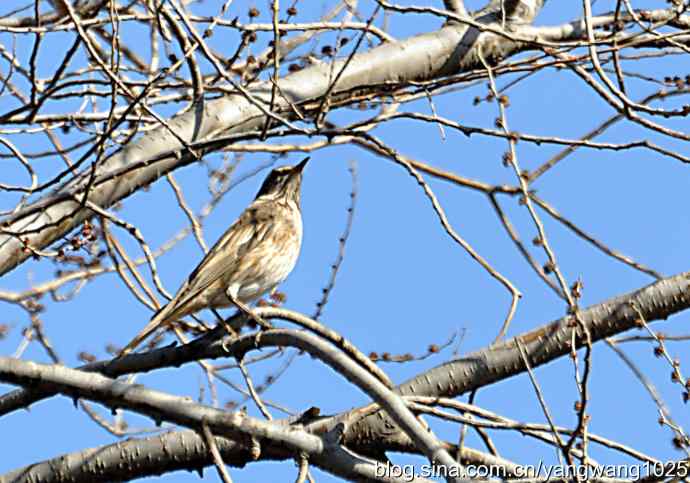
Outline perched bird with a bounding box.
[118,157,309,356]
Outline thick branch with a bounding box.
[344,270,690,451]
[0,307,391,416]
[0,428,432,483]
[2,271,690,479]
[0,328,462,480]
[2,272,689,444]
[0,6,544,276]
[4,426,513,483]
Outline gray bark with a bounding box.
[0,0,542,276]
[2,270,690,481]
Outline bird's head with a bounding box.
[254,157,309,205]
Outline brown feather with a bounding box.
[118,160,307,357]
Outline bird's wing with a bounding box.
[118,203,277,357]
[167,203,277,314]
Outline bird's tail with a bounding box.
[118,303,175,357]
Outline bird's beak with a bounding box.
[295,157,310,173]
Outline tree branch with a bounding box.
[344,270,690,451]
[0,328,463,480]
[0,2,546,276]
[443,0,469,18]
[3,270,690,479]
[0,428,435,483]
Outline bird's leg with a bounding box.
[225,288,273,331]
[211,308,238,338]
[191,314,213,332]
[232,297,273,331]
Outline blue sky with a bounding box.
[1,0,690,481]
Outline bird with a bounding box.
[118,157,309,356]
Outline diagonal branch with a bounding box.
[0,327,462,481]
[2,271,690,479]
[0,4,544,276]
[344,269,690,451]
[2,271,690,440]
[443,0,469,18]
